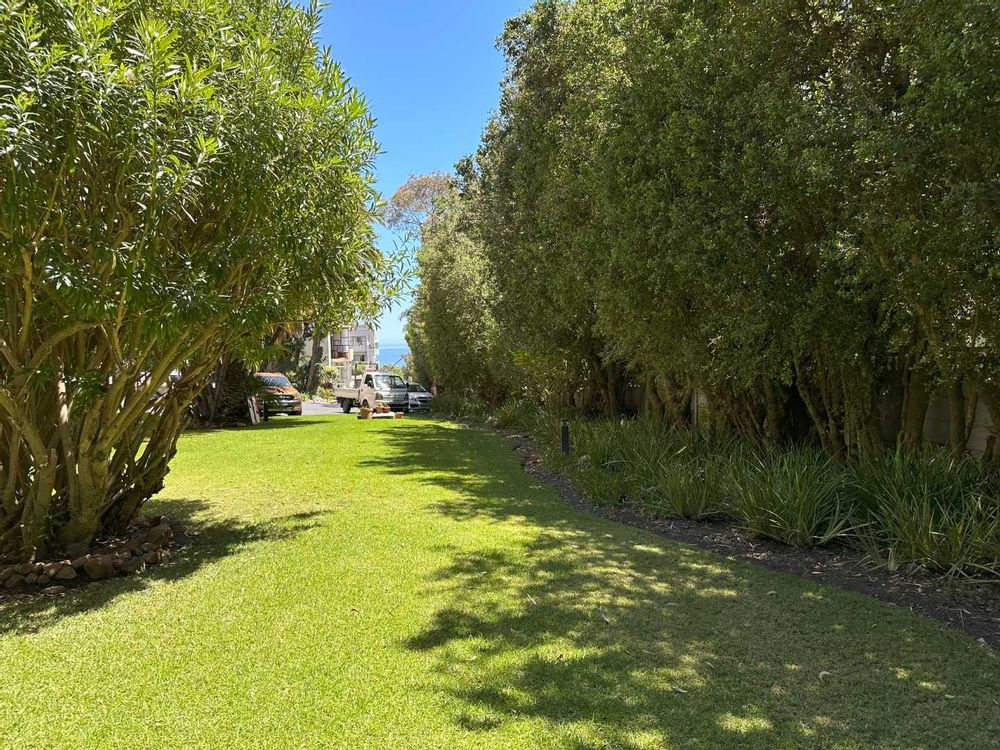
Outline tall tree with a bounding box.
[471,1,629,414]
[404,180,507,401]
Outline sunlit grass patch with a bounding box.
[0,416,995,749]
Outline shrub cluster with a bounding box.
[437,398,1000,578]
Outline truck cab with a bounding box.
[362,372,410,411]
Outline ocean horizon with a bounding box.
[380,344,410,368]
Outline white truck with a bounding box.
[335,371,432,414]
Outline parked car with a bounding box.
[405,382,434,413]
[335,371,431,413]
[254,372,303,416]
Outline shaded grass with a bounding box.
[0,416,997,749]
[0,500,330,637]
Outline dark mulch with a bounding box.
[501,429,1000,650]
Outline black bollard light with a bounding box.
[561,417,571,455]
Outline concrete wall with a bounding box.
[923,396,994,455]
[630,385,996,454]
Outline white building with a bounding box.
[306,324,379,369]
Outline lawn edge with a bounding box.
[457,420,1000,651]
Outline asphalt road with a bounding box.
[301,400,346,417]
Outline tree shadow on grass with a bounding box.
[366,422,1000,750]
[187,417,330,434]
[0,501,330,637]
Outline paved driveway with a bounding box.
[301,400,345,417]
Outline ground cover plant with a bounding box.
[439,397,1000,579]
[0,415,997,749]
[852,452,1000,576]
[727,448,853,548]
[618,424,732,522]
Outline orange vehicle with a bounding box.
[254,372,303,416]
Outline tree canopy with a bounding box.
[0,0,385,557]
[408,0,1000,459]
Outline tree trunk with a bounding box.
[899,367,930,451]
[265,325,289,371]
[878,366,905,448]
[655,375,693,429]
[763,379,783,445]
[305,326,326,393]
[190,358,252,427]
[946,379,967,456]
[2,354,217,559]
[980,388,1000,470]
[292,334,307,375]
[793,359,830,451]
[604,362,621,418]
[644,376,664,426]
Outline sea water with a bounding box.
[379,344,410,369]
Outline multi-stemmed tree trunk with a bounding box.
[189,355,257,427]
[305,326,328,394]
[0,319,224,555]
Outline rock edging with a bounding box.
[0,515,174,596]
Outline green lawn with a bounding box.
[1,417,997,749]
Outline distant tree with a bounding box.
[405,182,509,401]
[404,311,434,389]
[470,1,629,415]
[383,173,455,234]
[380,363,406,379]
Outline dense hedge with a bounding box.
[409,0,1000,462]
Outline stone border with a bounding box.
[0,515,174,596]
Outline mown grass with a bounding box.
[0,416,997,749]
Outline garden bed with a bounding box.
[0,515,175,597]
[504,428,1000,648]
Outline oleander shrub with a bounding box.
[0,0,381,557]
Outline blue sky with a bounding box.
[321,1,530,347]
